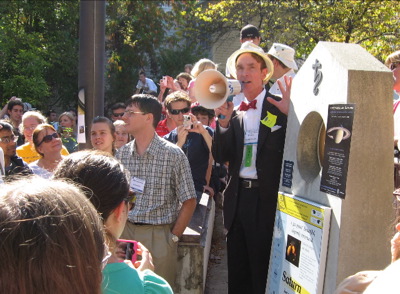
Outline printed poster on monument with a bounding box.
[266,193,331,294]
[320,104,355,198]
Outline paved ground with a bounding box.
[204,193,228,294]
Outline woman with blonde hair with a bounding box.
[188,58,218,103]
[17,111,69,163]
[113,120,131,150]
[0,176,106,294]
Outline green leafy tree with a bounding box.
[0,0,79,110]
[105,1,205,107]
[180,0,400,61]
[105,1,168,105]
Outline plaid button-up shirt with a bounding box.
[116,134,196,225]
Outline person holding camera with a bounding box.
[163,91,214,199]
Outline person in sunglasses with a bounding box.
[0,120,32,180]
[54,150,173,294]
[110,102,127,122]
[17,111,69,164]
[163,91,214,200]
[29,124,64,179]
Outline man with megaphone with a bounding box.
[212,41,292,294]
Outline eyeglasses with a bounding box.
[390,62,400,71]
[37,133,59,146]
[0,135,19,143]
[124,190,136,211]
[112,112,124,117]
[170,107,190,115]
[124,110,145,117]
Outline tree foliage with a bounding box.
[1,0,397,111]
[0,0,79,110]
[105,0,204,106]
[180,0,400,61]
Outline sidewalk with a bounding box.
[204,193,228,294]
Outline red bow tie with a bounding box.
[239,99,257,111]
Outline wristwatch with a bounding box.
[171,233,179,243]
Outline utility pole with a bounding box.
[78,0,106,149]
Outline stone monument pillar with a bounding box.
[278,41,393,293]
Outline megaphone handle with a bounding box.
[218,95,234,119]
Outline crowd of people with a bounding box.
[0,22,399,294]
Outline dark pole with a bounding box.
[78,0,105,150]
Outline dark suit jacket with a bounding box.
[213,91,287,233]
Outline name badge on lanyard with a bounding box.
[244,129,258,167]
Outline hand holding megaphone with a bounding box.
[215,101,234,128]
[194,69,243,110]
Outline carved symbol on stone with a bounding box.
[312,59,323,96]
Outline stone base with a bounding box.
[175,193,216,294]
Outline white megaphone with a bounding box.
[194,69,242,109]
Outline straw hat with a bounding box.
[226,41,274,84]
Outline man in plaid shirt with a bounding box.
[116,94,196,289]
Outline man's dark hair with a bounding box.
[125,94,162,128]
[110,102,126,112]
[191,105,215,120]
[0,120,14,132]
[139,70,146,76]
[176,72,192,84]
[7,100,24,112]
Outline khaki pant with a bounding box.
[121,222,177,289]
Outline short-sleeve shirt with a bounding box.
[116,134,196,224]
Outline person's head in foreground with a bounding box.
[0,176,106,294]
[53,150,131,242]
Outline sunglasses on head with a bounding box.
[170,107,190,115]
[113,112,124,117]
[37,133,59,146]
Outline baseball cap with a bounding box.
[240,24,260,40]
